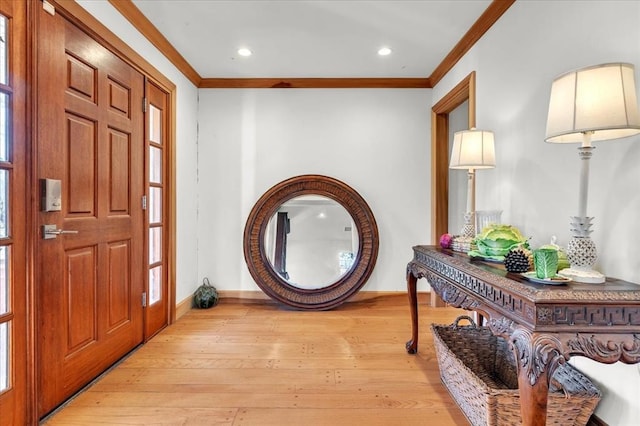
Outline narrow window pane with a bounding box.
[149,266,162,305]
[149,226,162,265]
[0,170,8,238]
[150,146,162,184]
[149,187,161,224]
[0,16,7,86]
[149,105,162,144]
[0,93,8,162]
[0,321,9,392]
[0,246,8,315]
[0,14,10,396]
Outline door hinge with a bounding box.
[142,195,147,210]
[142,292,147,307]
[142,97,147,113]
[42,0,56,15]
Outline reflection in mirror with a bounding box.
[264,195,359,289]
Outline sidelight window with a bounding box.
[147,104,164,306]
[0,12,11,394]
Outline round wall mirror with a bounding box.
[243,175,379,310]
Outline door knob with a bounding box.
[42,224,79,239]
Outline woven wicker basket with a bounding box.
[431,316,601,426]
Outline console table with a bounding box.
[406,245,640,426]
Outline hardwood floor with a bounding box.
[42,294,470,425]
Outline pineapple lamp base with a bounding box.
[561,233,606,284]
[460,211,475,239]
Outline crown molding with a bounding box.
[199,78,431,89]
[105,0,515,89]
[428,0,516,86]
[107,0,202,86]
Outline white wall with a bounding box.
[196,89,431,293]
[77,1,200,303]
[433,1,640,424]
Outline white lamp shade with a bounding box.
[545,63,640,143]
[449,129,496,169]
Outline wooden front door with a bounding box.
[36,9,145,416]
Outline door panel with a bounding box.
[37,10,144,416]
[67,113,96,214]
[65,246,97,353]
[110,131,130,212]
[107,241,131,329]
[67,54,96,101]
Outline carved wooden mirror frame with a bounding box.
[243,175,379,310]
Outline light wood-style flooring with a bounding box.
[42,294,470,425]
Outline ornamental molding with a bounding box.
[424,270,480,310]
[409,256,532,320]
[414,246,640,302]
[510,328,565,386]
[567,334,640,364]
[538,305,640,327]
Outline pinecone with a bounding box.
[504,247,533,273]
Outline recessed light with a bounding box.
[237,48,252,57]
[378,47,392,56]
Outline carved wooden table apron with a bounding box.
[406,246,640,426]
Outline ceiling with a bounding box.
[130,0,497,82]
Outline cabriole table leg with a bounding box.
[405,267,419,354]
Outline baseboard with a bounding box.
[216,290,429,302]
[350,291,418,301]
[174,290,432,318]
[175,295,192,319]
[217,290,271,301]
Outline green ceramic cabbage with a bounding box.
[471,224,529,259]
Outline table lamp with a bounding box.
[545,62,640,283]
[449,128,496,238]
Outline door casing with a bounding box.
[431,71,477,242]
